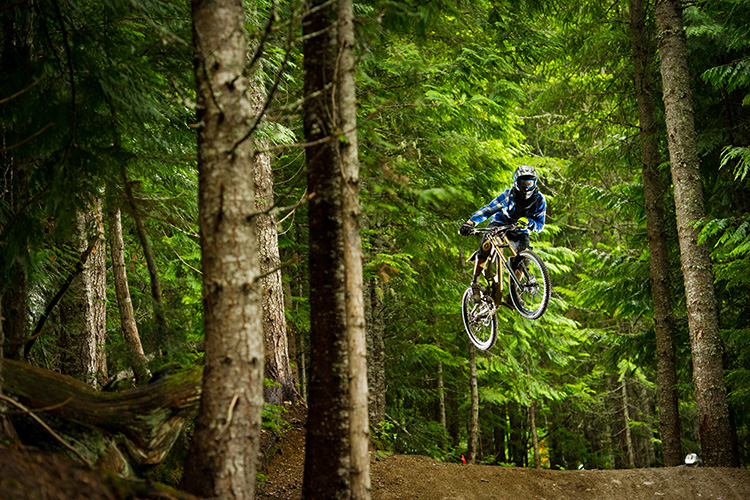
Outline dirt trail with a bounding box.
[257,413,750,500]
[370,454,750,500]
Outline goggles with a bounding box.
[517,178,536,191]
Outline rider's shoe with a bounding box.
[499,294,515,310]
[510,256,527,281]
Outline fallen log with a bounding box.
[2,359,202,466]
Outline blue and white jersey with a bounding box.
[468,188,546,233]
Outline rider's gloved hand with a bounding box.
[459,221,475,236]
[516,217,529,230]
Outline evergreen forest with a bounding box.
[1,0,749,498]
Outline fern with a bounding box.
[720,145,750,181]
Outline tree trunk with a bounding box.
[467,344,479,464]
[302,1,352,497]
[1,262,27,362]
[494,404,507,464]
[367,281,386,426]
[57,201,107,387]
[622,376,636,468]
[629,0,683,467]
[1,161,29,362]
[530,400,540,469]
[437,361,446,428]
[3,358,200,465]
[0,300,18,441]
[120,165,168,346]
[508,402,525,466]
[337,1,370,496]
[108,205,150,384]
[254,110,298,406]
[181,0,265,497]
[654,0,739,467]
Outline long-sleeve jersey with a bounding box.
[468,188,547,233]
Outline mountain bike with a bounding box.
[461,224,551,350]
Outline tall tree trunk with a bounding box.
[467,344,479,464]
[654,0,739,467]
[58,201,107,387]
[1,264,27,361]
[621,376,636,468]
[120,165,168,346]
[367,281,386,426]
[494,404,507,464]
[629,0,683,467]
[338,0,370,496]
[508,402,525,466]
[181,0,264,497]
[254,113,298,406]
[0,300,19,441]
[108,205,150,384]
[302,0,351,497]
[530,399,540,469]
[437,361,446,428]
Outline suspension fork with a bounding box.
[496,233,524,289]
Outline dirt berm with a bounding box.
[257,414,750,500]
[369,454,749,500]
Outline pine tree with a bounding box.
[181,0,265,497]
[654,0,739,467]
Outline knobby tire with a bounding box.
[508,249,550,320]
[461,286,498,350]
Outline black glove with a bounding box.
[459,221,475,236]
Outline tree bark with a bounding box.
[181,0,265,497]
[508,402,525,466]
[622,376,636,468]
[57,201,107,387]
[367,280,386,426]
[1,160,29,362]
[654,0,739,467]
[254,121,298,406]
[120,165,168,345]
[494,404,507,464]
[0,300,19,441]
[629,0,683,467]
[3,358,200,465]
[437,361,446,428]
[1,261,27,361]
[302,0,352,497]
[337,0,370,496]
[108,205,150,384]
[467,344,479,464]
[530,400,540,469]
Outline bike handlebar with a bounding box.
[469,224,518,235]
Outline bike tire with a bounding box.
[508,250,551,320]
[461,286,498,350]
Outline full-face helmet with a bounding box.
[513,165,538,200]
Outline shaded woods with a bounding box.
[2,0,749,499]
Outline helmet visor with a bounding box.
[517,178,536,191]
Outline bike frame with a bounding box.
[469,226,525,307]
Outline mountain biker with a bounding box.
[458,165,547,300]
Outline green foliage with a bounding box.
[3,0,750,474]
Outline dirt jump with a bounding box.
[257,413,750,500]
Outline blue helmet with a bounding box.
[513,165,537,200]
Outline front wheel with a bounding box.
[462,286,498,350]
[509,250,551,320]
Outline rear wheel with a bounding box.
[509,250,551,320]
[461,286,498,350]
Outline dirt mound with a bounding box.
[257,410,750,500]
[371,454,750,500]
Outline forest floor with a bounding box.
[257,406,750,500]
[2,405,749,500]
